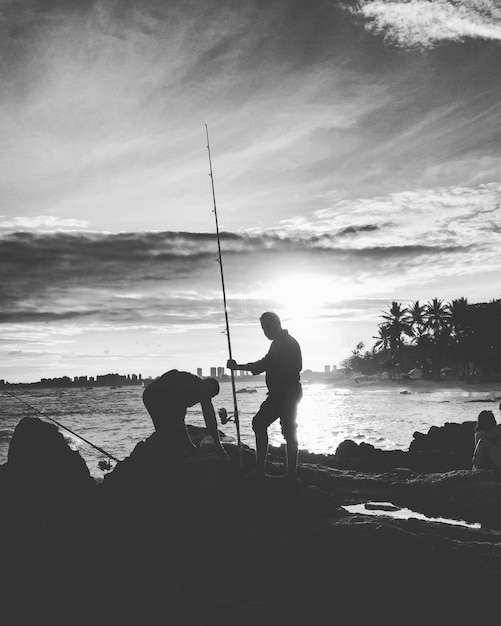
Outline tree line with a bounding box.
[342,297,501,381]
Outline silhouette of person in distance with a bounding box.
[143,369,229,477]
[472,409,501,470]
[227,311,302,479]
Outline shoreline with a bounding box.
[2,374,500,393]
[316,377,501,393]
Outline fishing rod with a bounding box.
[205,124,243,470]
[3,389,120,464]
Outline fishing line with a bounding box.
[205,124,243,469]
[3,389,120,463]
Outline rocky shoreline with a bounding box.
[2,416,501,624]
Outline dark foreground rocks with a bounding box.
[1,417,501,624]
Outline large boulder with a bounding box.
[410,420,476,454]
[7,416,93,487]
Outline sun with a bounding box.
[262,273,334,320]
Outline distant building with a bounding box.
[217,367,225,378]
[197,368,203,377]
[210,367,217,378]
[324,365,330,374]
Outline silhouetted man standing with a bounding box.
[143,369,228,474]
[227,312,302,478]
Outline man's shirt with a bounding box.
[247,329,302,396]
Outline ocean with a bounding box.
[1,379,500,479]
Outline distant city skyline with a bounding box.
[1,363,340,387]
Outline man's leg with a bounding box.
[181,421,198,457]
[255,431,269,476]
[282,392,301,478]
[285,437,298,477]
[252,398,275,477]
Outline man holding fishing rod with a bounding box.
[227,312,303,479]
[143,369,229,478]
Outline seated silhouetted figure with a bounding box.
[472,410,501,470]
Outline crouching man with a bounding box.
[143,369,229,474]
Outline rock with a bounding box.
[334,439,359,458]
[309,420,478,474]
[409,420,476,454]
[7,416,92,487]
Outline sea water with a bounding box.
[1,380,500,479]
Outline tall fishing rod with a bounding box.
[3,389,120,464]
[205,124,243,470]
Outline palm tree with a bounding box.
[350,342,365,372]
[447,297,470,377]
[424,298,450,377]
[342,341,365,373]
[404,300,429,371]
[373,324,395,378]
[373,325,391,354]
[353,341,365,357]
[468,299,501,376]
[378,301,413,375]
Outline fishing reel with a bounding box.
[218,407,234,425]
[97,459,113,472]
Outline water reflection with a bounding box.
[343,501,481,529]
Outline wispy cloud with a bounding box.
[259,182,501,248]
[355,0,501,48]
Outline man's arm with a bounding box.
[226,359,247,371]
[200,398,229,458]
[227,357,267,375]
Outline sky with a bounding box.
[1,0,501,383]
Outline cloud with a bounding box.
[1,181,499,330]
[0,215,89,232]
[277,182,501,247]
[355,0,501,48]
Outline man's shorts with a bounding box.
[252,387,302,441]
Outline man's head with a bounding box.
[260,311,282,340]
[204,377,220,398]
